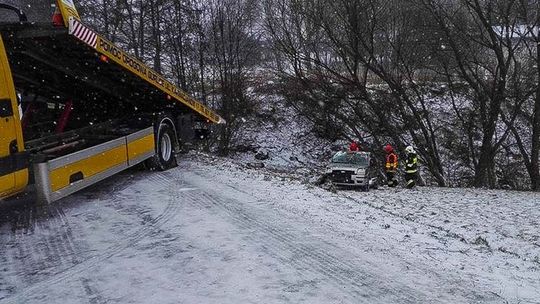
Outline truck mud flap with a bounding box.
[34,127,154,203]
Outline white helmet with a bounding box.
[405,145,416,154]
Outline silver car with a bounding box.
[327,151,377,191]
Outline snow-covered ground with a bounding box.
[232,96,337,173]
[0,154,539,304]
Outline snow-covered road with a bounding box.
[1,156,539,304]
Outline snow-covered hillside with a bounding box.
[231,96,338,173]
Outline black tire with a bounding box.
[146,123,178,171]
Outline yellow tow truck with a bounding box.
[0,0,224,203]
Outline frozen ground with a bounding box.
[232,96,336,172]
[0,154,539,304]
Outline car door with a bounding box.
[0,33,27,198]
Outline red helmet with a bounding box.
[384,144,393,153]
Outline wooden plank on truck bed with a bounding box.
[68,17,225,125]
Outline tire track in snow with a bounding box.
[168,169,434,304]
[193,193,427,303]
[342,191,540,265]
[178,166,505,304]
[0,204,80,296]
[80,277,107,304]
[0,171,188,304]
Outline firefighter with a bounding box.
[404,145,418,188]
[384,144,398,187]
[349,141,360,152]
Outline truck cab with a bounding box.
[0,35,28,198]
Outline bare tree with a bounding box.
[207,0,260,154]
[265,0,447,185]
[499,0,540,190]
[418,0,536,188]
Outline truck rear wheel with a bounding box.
[146,123,178,171]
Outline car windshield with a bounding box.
[331,152,369,166]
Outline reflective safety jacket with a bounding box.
[405,153,418,174]
[385,152,398,172]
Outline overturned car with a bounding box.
[327,151,378,191]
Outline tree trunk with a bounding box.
[530,42,540,190]
[150,1,162,73]
[474,145,497,188]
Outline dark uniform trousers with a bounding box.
[405,153,418,189]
